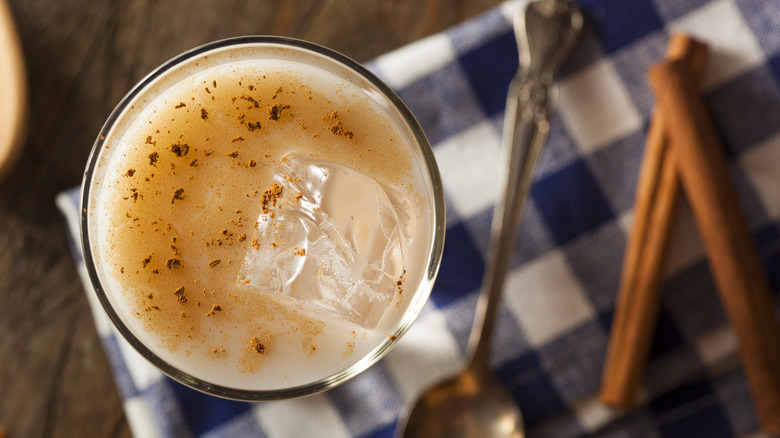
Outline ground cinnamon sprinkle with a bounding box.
[230,136,244,143]
[260,183,283,214]
[175,102,186,109]
[206,304,222,316]
[268,103,290,120]
[171,188,185,204]
[174,286,187,304]
[170,143,189,157]
[396,269,407,295]
[227,151,239,158]
[208,259,221,268]
[149,152,159,166]
[240,95,260,108]
[201,108,209,120]
[323,110,354,138]
[125,169,135,177]
[130,188,139,202]
[329,120,354,138]
[166,258,182,271]
[142,255,152,267]
[343,341,355,359]
[251,337,266,354]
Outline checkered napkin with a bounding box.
[57,0,780,436]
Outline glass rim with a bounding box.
[79,35,445,400]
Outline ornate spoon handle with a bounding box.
[469,0,582,370]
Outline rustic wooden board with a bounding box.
[0,1,501,436]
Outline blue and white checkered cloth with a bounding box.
[57,0,780,436]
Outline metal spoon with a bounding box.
[396,1,582,437]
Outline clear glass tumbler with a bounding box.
[81,36,445,400]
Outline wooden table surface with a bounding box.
[0,1,501,436]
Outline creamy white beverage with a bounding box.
[82,39,443,396]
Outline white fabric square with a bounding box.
[434,121,502,218]
[77,264,114,337]
[55,193,115,337]
[616,209,633,237]
[498,0,530,22]
[694,326,737,367]
[663,199,705,277]
[504,250,595,346]
[375,33,456,89]
[670,0,765,89]
[201,412,263,438]
[255,394,351,438]
[620,184,707,283]
[115,332,164,391]
[740,132,780,221]
[572,396,619,433]
[124,397,163,438]
[384,309,462,400]
[558,59,643,155]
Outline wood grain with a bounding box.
[0,1,501,436]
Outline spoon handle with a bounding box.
[468,68,552,370]
[468,0,582,370]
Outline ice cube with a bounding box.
[239,154,415,328]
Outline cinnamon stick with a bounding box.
[648,58,780,435]
[600,34,709,409]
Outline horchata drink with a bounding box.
[81,37,444,399]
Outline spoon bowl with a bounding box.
[402,368,523,438]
